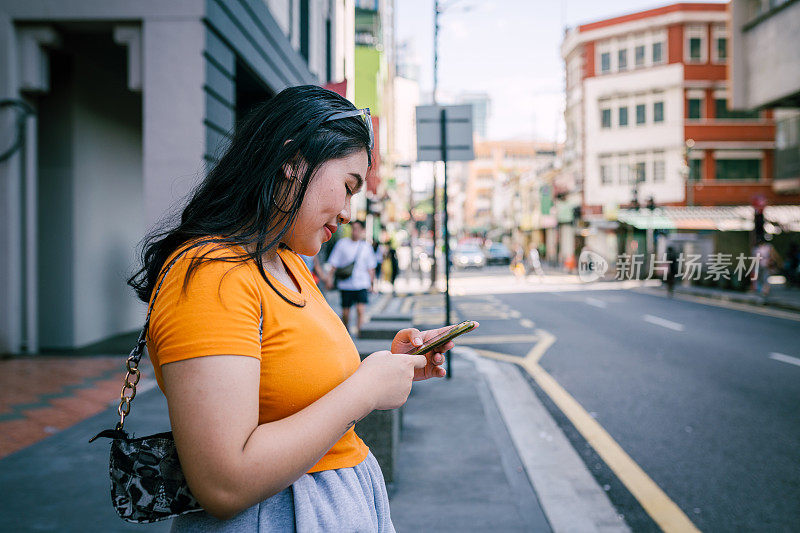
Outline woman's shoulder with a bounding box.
[153,239,257,303]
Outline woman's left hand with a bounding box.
[391,326,463,381]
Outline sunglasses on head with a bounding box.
[323,107,374,152]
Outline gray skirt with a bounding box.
[170,452,394,532]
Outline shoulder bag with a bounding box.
[89,249,264,523]
[333,241,365,283]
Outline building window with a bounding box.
[689,38,702,61]
[716,37,727,62]
[776,113,800,180]
[635,45,645,67]
[619,106,629,127]
[300,0,310,61]
[712,24,727,63]
[619,161,630,184]
[600,162,613,184]
[635,161,646,182]
[689,159,702,181]
[652,42,664,64]
[686,25,707,63]
[688,98,703,119]
[636,104,646,125]
[716,159,761,180]
[601,108,612,128]
[653,158,665,182]
[600,52,611,73]
[715,98,760,119]
[653,101,664,123]
[618,49,628,70]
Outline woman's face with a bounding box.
[282,149,369,255]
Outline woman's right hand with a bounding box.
[354,350,428,410]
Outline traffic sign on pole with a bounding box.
[415,104,474,162]
[414,104,474,379]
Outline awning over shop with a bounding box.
[615,211,676,230]
[617,205,800,232]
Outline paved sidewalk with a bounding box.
[0,355,156,459]
[0,291,559,531]
[390,353,551,532]
[667,282,800,312]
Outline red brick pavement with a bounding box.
[0,356,155,459]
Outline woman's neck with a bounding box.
[242,241,283,277]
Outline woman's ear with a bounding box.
[280,141,308,183]
[281,156,307,183]
[275,152,309,213]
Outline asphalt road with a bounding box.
[450,280,800,532]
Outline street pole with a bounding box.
[429,0,440,290]
[440,107,453,378]
[685,138,695,207]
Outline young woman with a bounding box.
[129,86,471,531]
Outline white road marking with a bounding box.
[643,314,685,331]
[585,297,607,309]
[520,318,535,328]
[636,287,800,323]
[769,352,800,368]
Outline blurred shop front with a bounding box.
[614,206,800,288]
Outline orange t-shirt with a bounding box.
[146,241,369,473]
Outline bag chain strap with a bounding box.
[116,250,188,431]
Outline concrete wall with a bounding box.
[143,19,207,230]
[36,35,144,349]
[732,0,800,109]
[36,49,75,348]
[70,36,143,347]
[0,12,24,353]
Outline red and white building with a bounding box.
[561,2,800,216]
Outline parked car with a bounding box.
[484,243,512,265]
[452,244,486,269]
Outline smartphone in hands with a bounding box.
[406,321,478,356]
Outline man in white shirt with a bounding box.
[326,220,377,336]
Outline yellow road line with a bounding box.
[475,333,701,533]
[472,347,520,364]
[525,330,556,364]
[460,334,541,345]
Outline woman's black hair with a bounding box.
[128,85,372,307]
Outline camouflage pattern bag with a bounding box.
[88,426,203,523]
[88,249,205,523]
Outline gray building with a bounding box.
[730,0,800,194]
[0,0,354,354]
[458,92,491,140]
